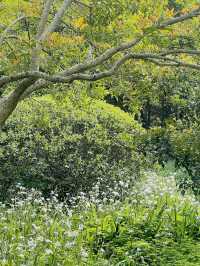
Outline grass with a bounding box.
[1,166,200,265]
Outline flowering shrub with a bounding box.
[1,169,200,265]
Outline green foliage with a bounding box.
[170,124,200,193]
[1,170,200,265]
[138,124,200,193]
[1,0,199,80]
[138,127,173,166]
[87,171,200,265]
[0,92,142,199]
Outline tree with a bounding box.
[0,0,200,127]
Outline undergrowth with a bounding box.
[0,165,200,265]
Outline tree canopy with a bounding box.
[0,0,200,126]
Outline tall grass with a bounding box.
[1,167,200,265]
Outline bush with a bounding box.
[170,125,200,193]
[0,92,143,199]
[138,127,173,166]
[138,124,200,193]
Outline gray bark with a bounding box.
[0,79,36,127]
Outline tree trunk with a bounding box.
[0,97,17,127]
[0,78,37,127]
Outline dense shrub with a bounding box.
[0,93,143,199]
[170,125,200,193]
[138,125,200,193]
[138,127,173,166]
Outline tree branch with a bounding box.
[40,0,73,41]
[160,49,200,56]
[36,0,54,39]
[1,5,200,96]
[0,15,25,45]
[61,6,200,76]
[31,0,73,71]
[1,52,200,88]
[158,7,200,29]
[31,0,55,70]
